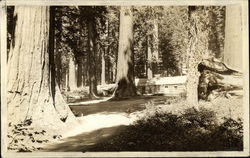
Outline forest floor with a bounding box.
[43,91,243,152]
[68,95,177,116]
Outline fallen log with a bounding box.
[198,58,243,101]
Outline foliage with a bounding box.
[7,6,226,87]
[159,6,189,76]
[54,6,117,87]
[205,6,226,59]
[89,106,243,151]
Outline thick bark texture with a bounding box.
[186,7,201,105]
[87,19,98,98]
[113,6,137,99]
[7,6,74,127]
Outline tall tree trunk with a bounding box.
[223,5,243,72]
[68,55,77,91]
[152,18,159,75]
[65,71,69,91]
[77,57,83,88]
[147,35,153,79]
[107,53,110,83]
[113,6,137,98]
[83,58,87,86]
[87,19,98,98]
[54,7,63,89]
[147,18,159,79]
[101,48,106,85]
[7,6,74,127]
[186,7,201,105]
[55,40,62,88]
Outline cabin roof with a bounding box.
[135,76,187,86]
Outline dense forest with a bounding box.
[5,5,245,152]
[7,6,226,91]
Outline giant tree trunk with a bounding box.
[113,6,137,98]
[186,7,211,105]
[7,6,74,128]
[87,19,98,98]
[186,7,201,105]
[223,5,243,72]
[68,55,77,91]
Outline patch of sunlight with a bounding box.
[69,97,112,106]
[63,112,139,138]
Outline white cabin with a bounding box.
[135,76,187,96]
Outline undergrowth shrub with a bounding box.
[90,107,243,151]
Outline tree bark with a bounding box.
[223,5,243,72]
[113,6,137,99]
[55,40,62,88]
[87,19,98,98]
[147,17,159,79]
[65,71,69,91]
[77,57,83,88]
[152,18,159,75]
[68,55,77,91]
[54,7,63,89]
[101,48,106,85]
[146,35,153,79]
[7,6,74,127]
[186,7,201,105]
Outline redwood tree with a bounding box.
[78,7,99,98]
[68,54,77,91]
[147,17,159,79]
[87,18,98,98]
[7,6,74,127]
[113,6,137,98]
[186,6,201,105]
[223,5,242,72]
[186,6,209,105]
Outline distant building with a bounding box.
[135,76,187,96]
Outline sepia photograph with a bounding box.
[0,0,249,157]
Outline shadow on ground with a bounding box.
[43,125,127,152]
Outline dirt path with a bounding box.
[42,112,140,152]
[69,95,175,116]
[42,95,179,151]
[43,125,127,151]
